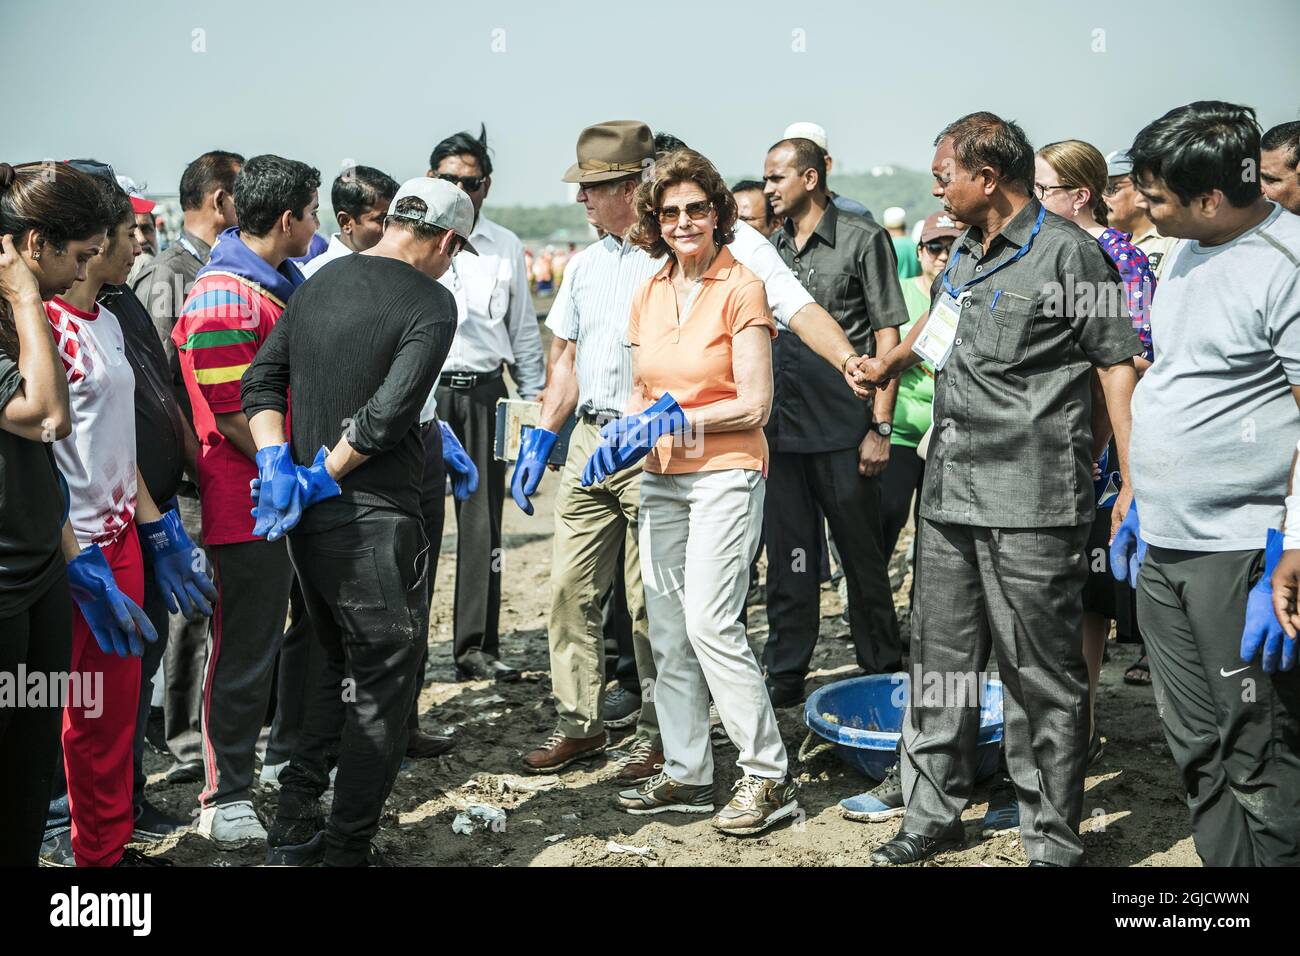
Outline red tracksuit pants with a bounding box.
[64,527,143,867]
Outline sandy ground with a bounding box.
[138,468,1199,868]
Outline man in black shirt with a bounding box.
[241,178,468,866]
[761,137,909,706]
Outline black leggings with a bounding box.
[0,570,72,865]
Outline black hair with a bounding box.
[731,179,765,194]
[233,155,321,238]
[1128,101,1262,208]
[429,124,492,177]
[332,165,399,220]
[1262,120,1300,170]
[768,138,828,191]
[654,132,689,155]
[179,150,245,211]
[0,161,117,357]
[934,111,1034,195]
[384,196,451,245]
[63,159,134,231]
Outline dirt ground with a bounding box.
[139,466,1200,868]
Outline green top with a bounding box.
[891,277,935,448]
[892,235,921,280]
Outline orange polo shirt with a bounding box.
[627,246,776,474]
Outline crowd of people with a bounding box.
[0,102,1297,867]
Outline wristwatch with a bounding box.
[870,421,893,437]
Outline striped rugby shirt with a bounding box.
[172,271,288,545]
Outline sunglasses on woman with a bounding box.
[657,200,713,225]
[922,239,953,255]
[437,173,486,192]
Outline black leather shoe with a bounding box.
[870,826,965,865]
[406,729,455,759]
[766,682,804,709]
[164,758,204,784]
[456,652,520,683]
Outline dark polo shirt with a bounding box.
[919,197,1142,529]
[768,201,909,453]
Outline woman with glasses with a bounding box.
[1034,140,1157,766]
[584,149,796,835]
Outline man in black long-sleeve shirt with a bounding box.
[240,178,471,866]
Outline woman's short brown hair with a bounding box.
[629,149,736,258]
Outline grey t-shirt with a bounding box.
[1131,203,1300,551]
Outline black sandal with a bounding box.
[1123,650,1152,686]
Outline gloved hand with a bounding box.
[1109,503,1147,589]
[138,510,218,620]
[252,443,302,539]
[581,393,687,487]
[511,426,558,516]
[439,421,479,502]
[1241,528,1295,673]
[66,544,158,657]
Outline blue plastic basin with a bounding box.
[804,673,1004,782]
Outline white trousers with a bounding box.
[638,468,787,785]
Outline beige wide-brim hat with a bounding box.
[562,120,654,184]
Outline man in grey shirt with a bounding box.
[127,148,242,783]
[1116,101,1300,866]
[860,112,1141,866]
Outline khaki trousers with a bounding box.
[548,419,658,743]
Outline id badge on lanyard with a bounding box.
[913,290,967,371]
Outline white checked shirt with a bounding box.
[545,222,814,418]
[437,214,546,398]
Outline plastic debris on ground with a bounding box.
[605,840,654,857]
[451,804,508,835]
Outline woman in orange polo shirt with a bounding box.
[582,149,798,836]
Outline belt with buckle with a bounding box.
[439,367,503,390]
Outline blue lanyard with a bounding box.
[941,205,1046,298]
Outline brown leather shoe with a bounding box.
[614,736,664,783]
[406,730,455,759]
[522,731,607,773]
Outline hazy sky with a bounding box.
[5,0,1298,206]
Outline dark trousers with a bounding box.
[879,443,924,562]
[163,492,207,764]
[0,573,71,865]
[762,446,901,690]
[264,577,321,765]
[900,518,1091,866]
[133,525,173,811]
[278,509,429,866]
[602,543,638,694]
[1139,546,1300,866]
[412,421,447,729]
[435,376,507,664]
[200,537,293,807]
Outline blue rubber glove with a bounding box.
[66,545,158,657]
[439,422,479,502]
[271,446,342,540]
[1109,503,1147,589]
[252,443,302,539]
[511,426,558,516]
[1241,529,1295,673]
[581,394,688,487]
[138,510,218,620]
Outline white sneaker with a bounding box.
[197,801,268,849]
[259,761,288,790]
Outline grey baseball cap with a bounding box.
[1105,150,1133,178]
[387,177,478,254]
